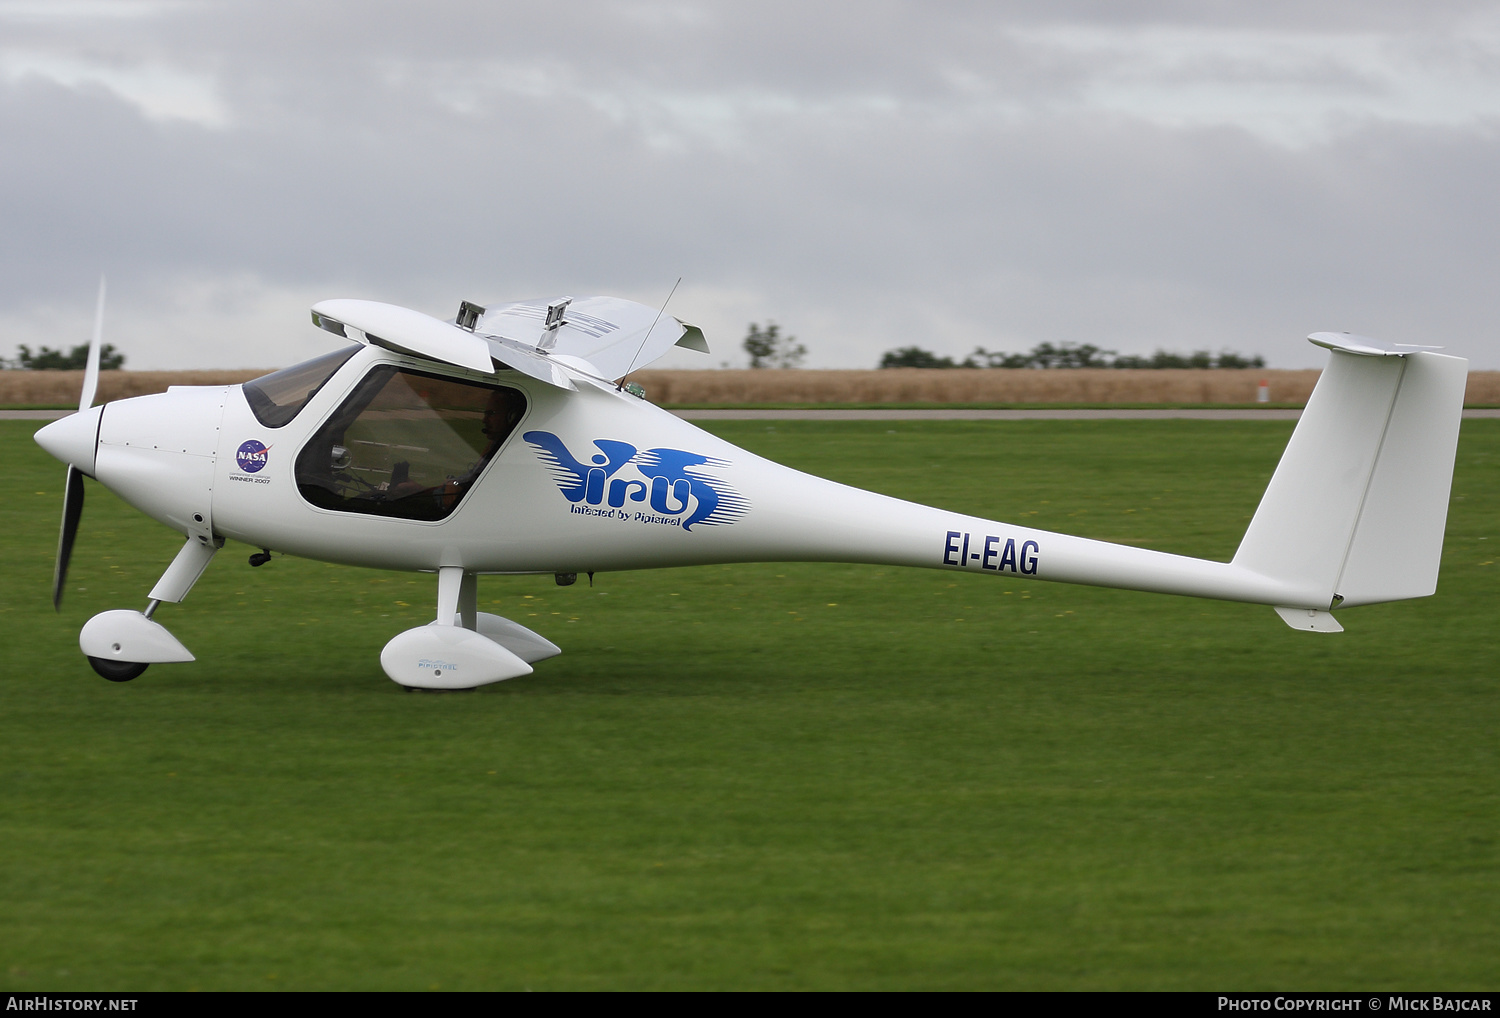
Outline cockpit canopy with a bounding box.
[293,366,526,522]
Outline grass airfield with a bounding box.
[1,417,1496,991]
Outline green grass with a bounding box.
[1,419,1496,990]
[665,402,1500,410]
[660,401,1313,410]
[11,401,1500,410]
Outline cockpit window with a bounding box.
[295,366,526,522]
[244,346,359,428]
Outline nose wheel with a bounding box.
[76,538,216,682]
[87,657,149,682]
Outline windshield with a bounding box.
[243,346,359,428]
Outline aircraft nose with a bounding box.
[34,405,103,475]
[91,387,227,541]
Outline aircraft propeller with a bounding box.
[52,276,105,611]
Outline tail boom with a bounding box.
[706,475,1324,607]
[697,336,1466,625]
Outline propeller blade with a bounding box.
[53,465,85,611]
[79,275,105,413]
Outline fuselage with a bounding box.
[42,343,1321,608]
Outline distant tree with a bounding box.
[962,347,1033,369]
[956,342,1115,369]
[13,343,125,370]
[880,340,1268,370]
[1111,348,1264,369]
[880,346,959,368]
[743,322,806,369]
[1213,350,1266,369]
[1024,342,1114,369]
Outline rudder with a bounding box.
[1335,350,1466,606]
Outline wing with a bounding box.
[475,296,708,380]
[311,300,494,373]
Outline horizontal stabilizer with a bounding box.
[1308,332,1444,358]
[1273,606,1344,632]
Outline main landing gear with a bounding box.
[381,567,561,691]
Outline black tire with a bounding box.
[88,657,148,682]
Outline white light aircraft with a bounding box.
[35,287,1467,688]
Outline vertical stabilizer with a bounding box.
[1232,336,1466,617]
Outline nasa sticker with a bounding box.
[236,440,270,473]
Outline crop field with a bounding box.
[0,371,261,408]
[7,368,1500,409]
[1,418,1497,990]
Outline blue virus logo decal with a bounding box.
[236,439,270,473]
[524,431,750,531]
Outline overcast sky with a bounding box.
[2,1,1498,370]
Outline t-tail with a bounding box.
[751,333,1467,632]
[1229,335,1467,631]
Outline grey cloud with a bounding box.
[1,0,1497,370]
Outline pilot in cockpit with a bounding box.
[386,385,526,506]
[477,386,527,461]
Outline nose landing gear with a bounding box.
[79,605,195,681]
[77,536,219,682]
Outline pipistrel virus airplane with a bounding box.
[35,283,1467,689]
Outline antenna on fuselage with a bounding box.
[617,277,681,392]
